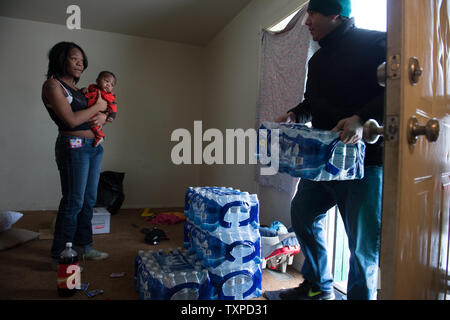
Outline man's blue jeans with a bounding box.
[51,134,103,259]
[290,166,383,300]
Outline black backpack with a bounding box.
[95,171,125,215]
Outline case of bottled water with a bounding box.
[135,186,263,300]
[185,187,260,232]
[183,186,262,300]
[134,248,213,300]
[257,121,365,180]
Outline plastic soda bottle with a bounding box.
[57,242,81,297]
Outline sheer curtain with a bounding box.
[255,5,318,196]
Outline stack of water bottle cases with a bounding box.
[135,186,262,300]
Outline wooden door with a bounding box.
[380,0,450,299]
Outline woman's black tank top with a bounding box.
[45,78,91,131]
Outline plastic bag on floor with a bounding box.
[0,211,23,232]
[95,171,125,215]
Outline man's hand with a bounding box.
[275,111,296,123]
[332,115,363,144]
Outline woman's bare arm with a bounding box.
[43,78,107,128]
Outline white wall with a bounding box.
[0,16,203,210]
[201,0,306,226]
[0,0,308,226]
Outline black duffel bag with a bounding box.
[95,171,125,215]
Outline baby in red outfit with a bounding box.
[83,71,117,147]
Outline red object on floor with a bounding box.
[265,245,301,259]
[146,213,185,225]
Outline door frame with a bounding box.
[378,0,403,300]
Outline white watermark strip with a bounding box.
[170,121,279,175]
[66,5,81,30]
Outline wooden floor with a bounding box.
[0,208,303,300]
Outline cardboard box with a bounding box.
[92,207,111,234]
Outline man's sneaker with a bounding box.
[82,249,109,261]
[73,246,109,261]
[279,279,335,300]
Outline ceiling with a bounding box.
[0,0,252,46]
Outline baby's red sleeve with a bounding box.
[84,84,99,107]
[109,93,117,114]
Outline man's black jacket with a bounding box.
[289,18,386,166]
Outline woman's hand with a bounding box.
[93,91,107,112]
[89,112,107,128]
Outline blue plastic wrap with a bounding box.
[257,121,365,180]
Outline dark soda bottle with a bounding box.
[57,242,81,297]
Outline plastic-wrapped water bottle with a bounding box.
[212,192,232,231]
[201,192,220,232]
[234,277,247,300]
[185,270,198,287]
[163,272,176,296]
[146,270,156,299]
[169,271,186,299]
[188,190,199,222]
[345,144,357,169]
[330,143,346,170]
[136,256,151,296]
[184,219,195,251]
[191,226,200,259]
[184,187,194,218]
[208,259,262,300]
[140,265,151,300]
[134,250,145,290]
[202,231,225,267]
[223,194,246,228]
[153,273,166,300]
[222,277,235,300]
[249,193,260,228]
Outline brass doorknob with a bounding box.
[377,62,386,87]
[407,116,440,145]
[409,57,423,85]
[363,119,384,144]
